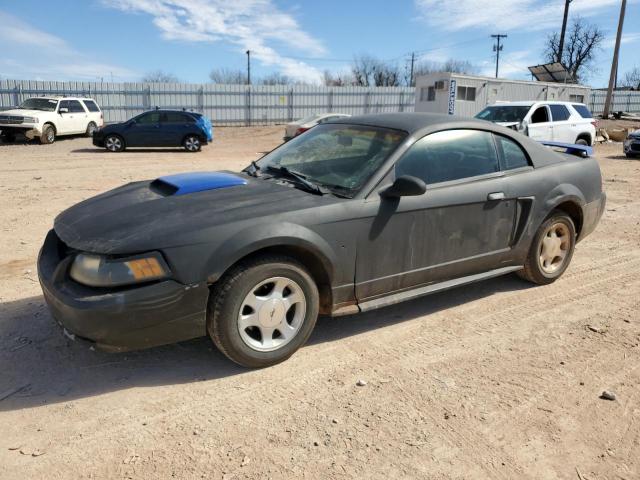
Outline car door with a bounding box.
[548,104,573,143]
[126,112,162,147]
[525,105,553,142]
[56,100,75,134]
[355,129,517,300]
[66,100,88,133]
[160,112,193,146]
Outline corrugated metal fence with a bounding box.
[2,80,638,122]
[590,90,640,115]
[0,80,415,125]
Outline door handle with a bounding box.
[487,192,505,201]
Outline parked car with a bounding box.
[93,109,213,152]
[0,96,103,144]
[38,113,605,368]
[475,101,597,146]
[283,113,350,141]
[623,129,640,158]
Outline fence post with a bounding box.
[399,91,404,112]
[288,89,294,122]
[327,90,333,112]
[197,86,204,113]
[245,87,251,127]
[364,90,371,114]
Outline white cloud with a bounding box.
[604,31,640,48]
[0,10,138,81]
[479,50,536,79]
[415,0,631,32]
[102,0,327,84]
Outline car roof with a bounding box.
[29,96,96,101]
[492,100,587,107]
[330,112,491,134]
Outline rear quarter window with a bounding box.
[572,104,593,118]
[82,100,100,112]
[494,135,530,170]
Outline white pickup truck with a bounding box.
[475,101,597,146]
[0,96,104,144]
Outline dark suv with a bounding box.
[93,109,213,152]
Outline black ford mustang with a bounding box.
[38,113,606,367]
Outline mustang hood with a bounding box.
[54,171,333,254]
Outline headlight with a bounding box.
[22,116,39,123]
[69,252,170,287]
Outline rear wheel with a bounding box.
[104,134,125,152]
[85,122,97,137]
[575,137,589,146]
[183,135,201,152]
[39,124,55,144]
[518,211,576,285]
[208,256,319,368]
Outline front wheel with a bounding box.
[518,211,576,285]
[183,135,201,152]
[39,125,55,144]
[104,134,125,152]
[208,256,319,368]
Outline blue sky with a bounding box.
[0,0,638,87]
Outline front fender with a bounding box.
[203,222,338,284]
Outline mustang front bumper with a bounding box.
[37,230,209,351]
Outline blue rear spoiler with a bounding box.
[539,141,592,158]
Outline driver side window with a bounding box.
[530,106,549,124]
[395,130,500,185]
[137,112,161,124]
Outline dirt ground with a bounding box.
[0,128,639,480]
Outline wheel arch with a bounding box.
[575,132,592,145]
[42,121,57,134]
[204,224,338,314]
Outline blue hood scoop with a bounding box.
[151,172,248,196]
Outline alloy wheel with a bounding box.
[538,222,570,274]
[237,276,306,352]
[185,136,200,151]
[105,136,122,152]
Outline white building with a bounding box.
[415,73,592,117]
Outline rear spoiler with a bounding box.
[539,141,592,158]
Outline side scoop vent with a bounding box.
[150,172,248,196]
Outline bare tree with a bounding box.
[543,17,604,82]
[323,70,356,86]
[260,72,293,85]
[621,66,640,89]
[209,68,246,84]
[141,70,180,83]
[350,55,401,87]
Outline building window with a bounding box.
[457,86,476,101]
[569,94,585,103]
[420,86,436,102]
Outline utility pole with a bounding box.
[409,52,415,87]
[491,34,507,78]
[557,0,573,64]
[603,0,626,118]
[246,50,251,85]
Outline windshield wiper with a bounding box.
[266,166,328,195]
[245,160,261,177]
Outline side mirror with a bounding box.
[59,107,69,114]
[380,175,426,198]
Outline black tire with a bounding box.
[626,153,637,159]
[85,122,97,137]
[40,124,55,144]
[1,132,16,143]
[518,211,576,285]
[183,135,202,152]
[575,137,589,146]
[104,134,125,152]
[208,255,319,368]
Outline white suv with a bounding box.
[475,101,597,146]
[0,96,104,144]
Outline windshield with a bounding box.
[475,105,530,123]
[19,98,59,112]
[256,124,407,197]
